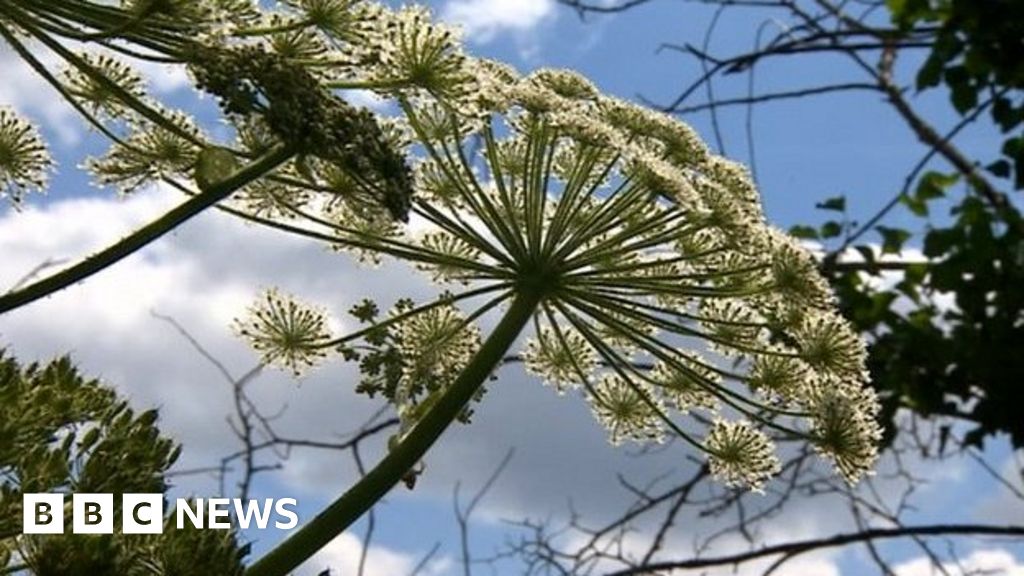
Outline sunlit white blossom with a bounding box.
[234,288,333,376]
[704,419,782,492]
[0,108,51,205]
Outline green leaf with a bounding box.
[987,159,1011,178]
[950,79,979,114]
[885,0,906,16]
[1003,136,1024,190]
[854,245,878,273]
[821,221,843,239]
[895,278,922,303]
[788,225,819,240]
[918,171,958,199]
[887,0,934,27]
[871,291,899,315]
[902,193,928,217]
[924,227,961,258]
[877,226,911,254]
[904,171,958,216]
[139,408,159,426]
[904,262,928,284]
[78,427,101,451]
[916,54,945,90]
[991,95,1021,132]
[815,195,846,212]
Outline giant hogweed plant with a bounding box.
[0,350,248,575]
[0,0,881,574]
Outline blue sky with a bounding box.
[1,1,1022,575]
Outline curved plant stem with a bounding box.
[245,288,543,576]
[0,144,294,314]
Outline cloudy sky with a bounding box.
[1,1,1021,575]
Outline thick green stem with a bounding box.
[0,144,294,314]
[245,288,543,576]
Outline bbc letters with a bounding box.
[23,494,299,534]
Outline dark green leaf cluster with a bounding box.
[0,350,248,575]
[151,504,250,576]
[0,351,178,526]
[819,196,1024,449]
[342,298,481,424]
[889,0,1024,188]
[789,3,1024,450]
[341,297,405,402]
[16,510,249,576]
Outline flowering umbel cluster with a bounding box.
[0,0,413,219]
[0,107,51,205]
[234,288,332,377]
[224,2,881,490]
[0,0,882,491]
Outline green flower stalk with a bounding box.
[0,0,416,312]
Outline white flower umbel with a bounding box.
[0,1,891,572]
[234,288,332,376]
[803,378,883,484]
[0,107,52,205]
[231,41,882,491]
[704,419,782,492]
[62,53,147,119]
[589,374,666,446]
[524,326,596,394]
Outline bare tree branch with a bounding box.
[454,448,516,576]
[603,524,1024,576]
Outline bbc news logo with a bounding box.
[23,494,299,534]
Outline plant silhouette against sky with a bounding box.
[0,1,881,574]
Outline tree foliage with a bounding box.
[0,350,248,575]
[825,195,1024,448]
[595,0,1024,450]
[826,0,1024,449]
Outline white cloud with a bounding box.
[895,548,1024,576]
[1,42,192,148]
[974,451,1024,525]
[0,187,432,498]
[441,0,555,43]
[134,58,191,95]
[0,46,80,145]
[726,556,839,576]
[557,528,840,576]
[303,532,451,576]
[686,519,842,576]
[336,88,394,115]
[0,190,1016,576]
